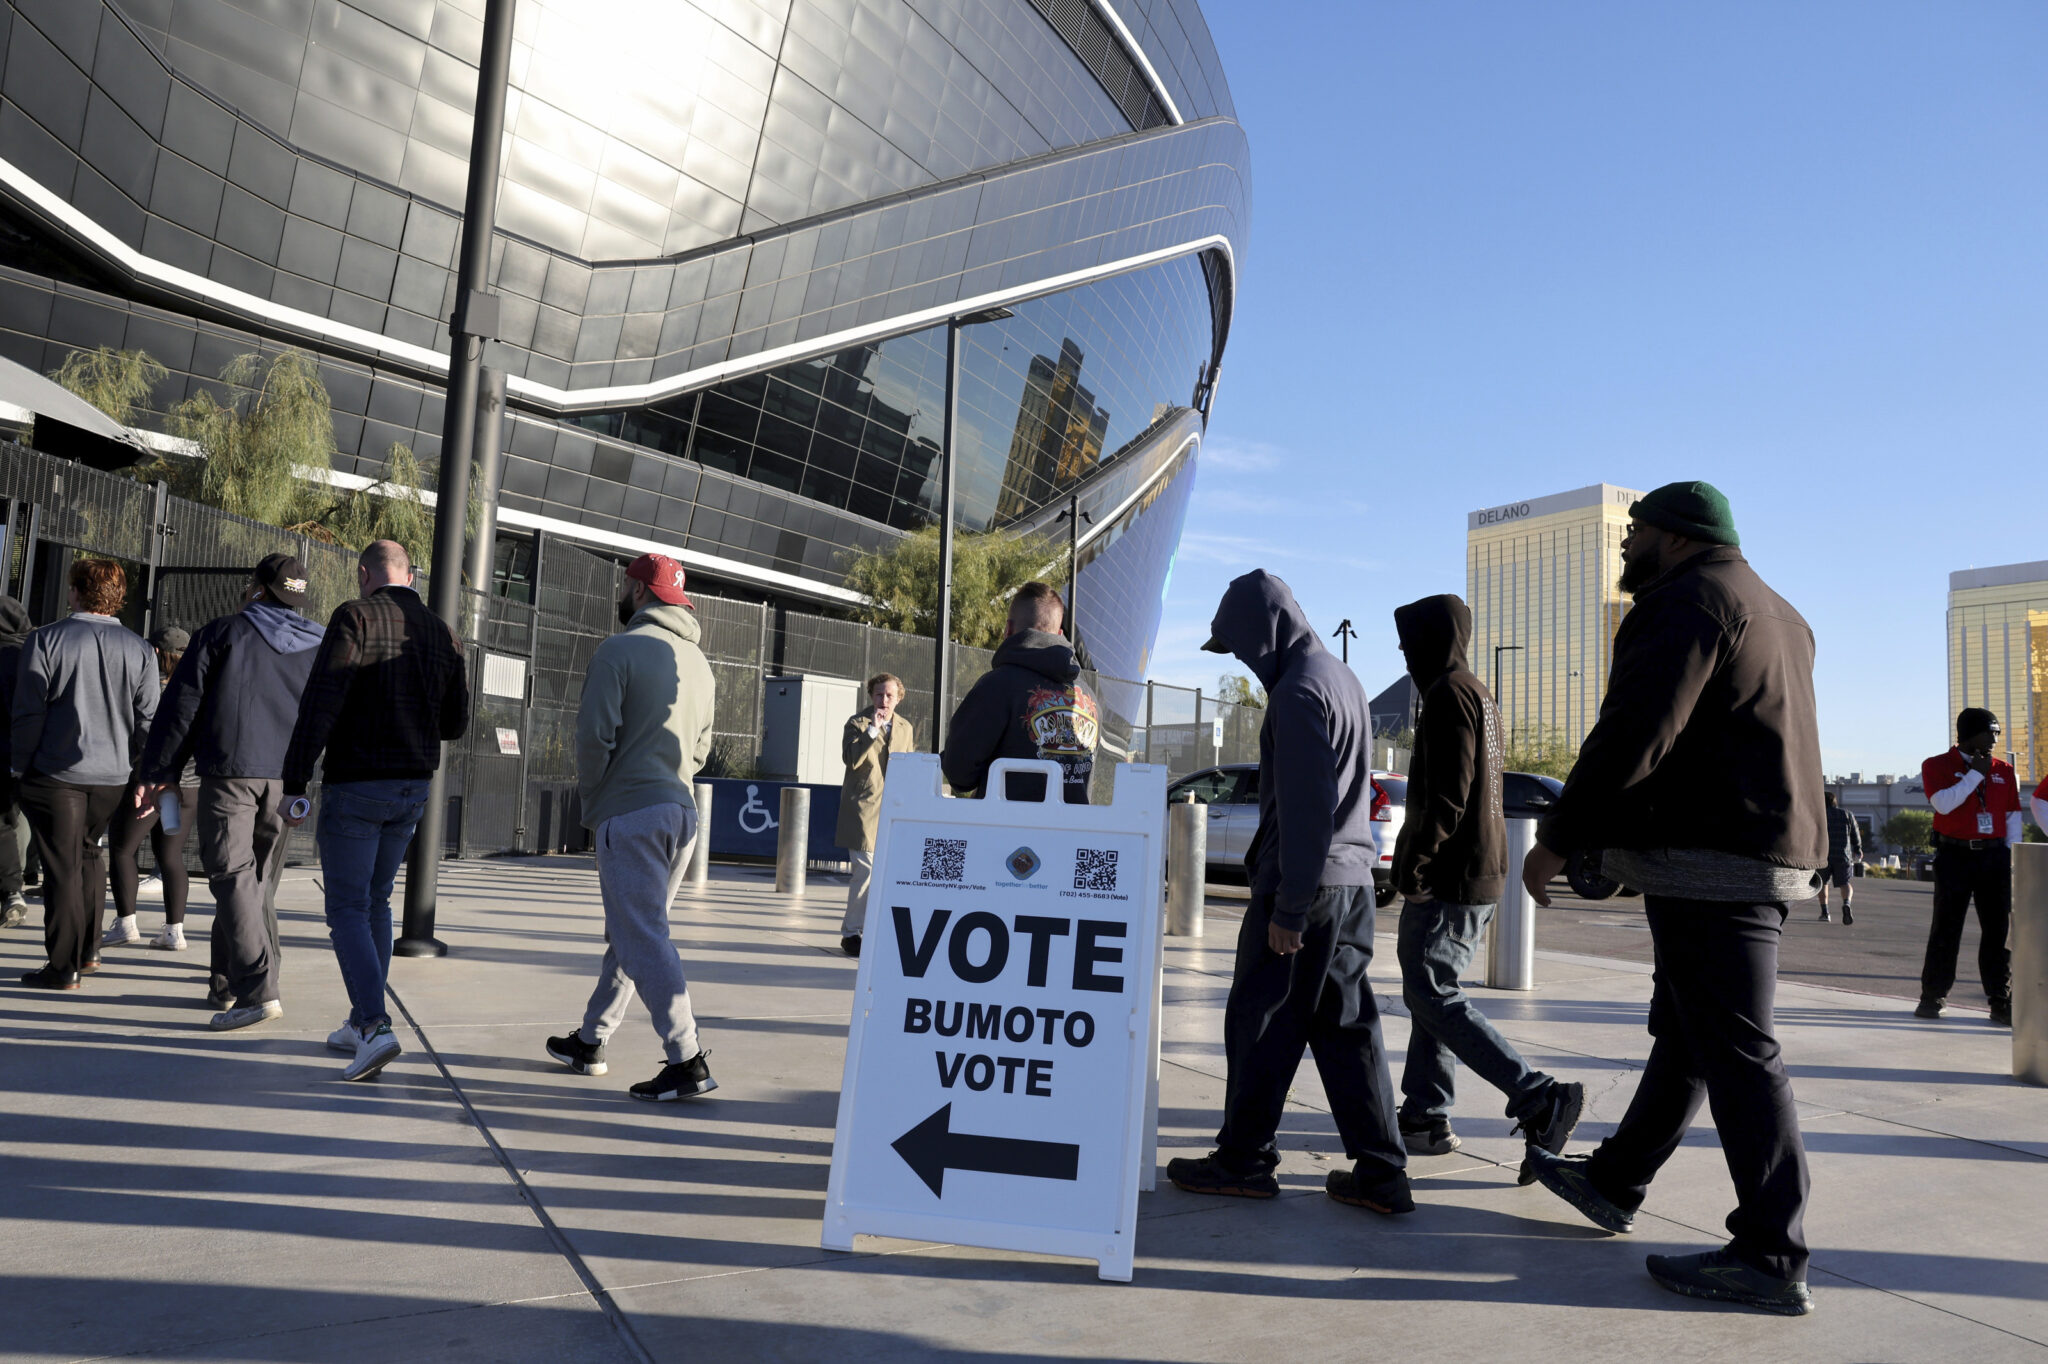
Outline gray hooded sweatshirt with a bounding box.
[576,601,717,830]
[1206,571,1377,931]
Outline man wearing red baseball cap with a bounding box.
[547,552,720,1101]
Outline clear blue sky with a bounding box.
[1150,1,2048,777]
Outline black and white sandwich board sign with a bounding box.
[822,755,1167,1281]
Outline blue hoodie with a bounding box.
[1205,571,1377,931]
[140,600,326,782]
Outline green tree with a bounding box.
[164,350,335,528]
[50,346,167,426]
[841,526,1059,648]
[320,442,437,563]
[1216,673,1266,708]
[1504,723,1579,780]
[1883,809,1933,853]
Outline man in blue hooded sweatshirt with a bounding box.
[138,554,325,1030]
[1167,570,1410,1214]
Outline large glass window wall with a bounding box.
[567,249,1216,534]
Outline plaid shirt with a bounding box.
[283,586,468,794]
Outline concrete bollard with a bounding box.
[1486,817,1537,990]
[690,782,712,889]
[1166,796,1205,936]
[2015,844,2048,1085]
[775,786,810,895]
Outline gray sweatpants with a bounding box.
[578,802,702,1063]
[199,777,288,1006]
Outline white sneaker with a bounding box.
[342,1023,401,1081]
[151,923,187,951]
[101,915,140,946]
[326,1021,361,1052]
[210,999,283,1031]
[1,893,26,927]
[135,875,163,902]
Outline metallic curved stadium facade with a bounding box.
[0,0,1248,680]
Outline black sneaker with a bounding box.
[1400,1115,1460,1157]
[19,966,80,990]
[545,1032,608,1076]
[1646,1249,1813,1316]
[1841,905,1854,926]
[1514,1080,1586,1184]
[629,1052,717,1102]
[1816,909,1830,922]
[1988,998,2012,1027]
[1326,1167,1415,1214]
[841,935,860,958]
[1523,1147,1635,1233]
[1914,997,1944,1019]
[1166,1151,1279,1199]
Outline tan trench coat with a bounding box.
[835,708,916,850]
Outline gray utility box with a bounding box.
[760,674,863,783]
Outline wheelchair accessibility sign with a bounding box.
[822,754,1167,1281]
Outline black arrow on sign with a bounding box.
[891,1103,1081,1197]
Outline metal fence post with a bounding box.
[141,480,170,637]
[691,781,713,889]
[1487,818,1537,990]
[1166,796,1205,936]
[775,786,810,895]
[2015,843,2048,1085]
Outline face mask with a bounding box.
[617,596,636,626]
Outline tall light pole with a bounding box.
[930,305,1013,754]
[1493,643,1523,745]
[1054,493,1090,643]
[1332,618,1356,664]
[396,0,516,958]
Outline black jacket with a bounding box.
[0,596,30,775]
[1208,571,1377,931]
[1825,805,1862,862]
[941,629,1099,804]
[283,586,469,794]
[1390,595,1506,905]
[1539,546,1826,869]
[140,602,326,783]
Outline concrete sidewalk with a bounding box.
[1,859,2044,1363]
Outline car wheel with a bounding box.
[1566,851,1620,901]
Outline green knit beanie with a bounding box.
[1628,481,1739,547]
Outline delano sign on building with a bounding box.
[1467,483,1642,750]
[1948,559,2048,787]
[823,755,1167,1281]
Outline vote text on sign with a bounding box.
[822,755,1166,1281]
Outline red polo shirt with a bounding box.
[1921,748,2022,840]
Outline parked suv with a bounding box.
[1166,764,1407,907]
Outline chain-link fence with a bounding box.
[0,438,1307,862]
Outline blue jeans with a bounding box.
[1396,897,1553,1124]
[317,778,430,1031]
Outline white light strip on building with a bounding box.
[1084,0,1185,124]
[0,154,1232,415]
[1074,432,1199,554]
[304,466,865,605]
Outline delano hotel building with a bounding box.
[1948,559,2047,785]
[1467,484,1642,749]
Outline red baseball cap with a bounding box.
[625,553,692,606]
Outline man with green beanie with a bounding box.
[1519,480,1826,1317]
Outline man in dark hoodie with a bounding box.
[942,582,1099,804]
[139,554,325,1030]
[0,595,32,927]
[1168,570,1409,1214]
[1520,482,1822,1317]
[1390,594,1583,1167]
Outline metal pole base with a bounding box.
[393,936,449,958]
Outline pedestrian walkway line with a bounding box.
[384,982,658,1364]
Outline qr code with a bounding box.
[1074,848,1119,891]
[920,837,967,883]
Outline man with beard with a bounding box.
[1521,481,1824,1316]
